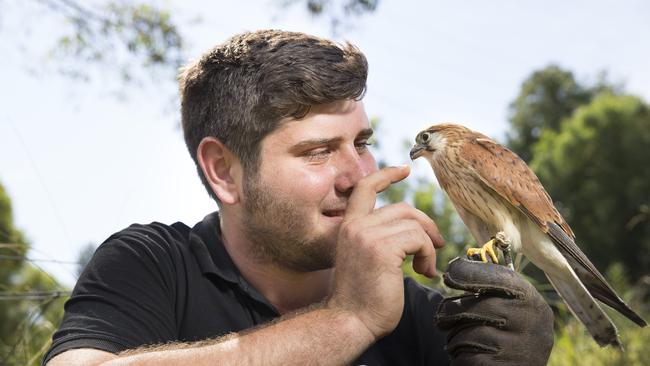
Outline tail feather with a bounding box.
[570,260,647,327]
[546,272,621,348]
[546,222,647,327]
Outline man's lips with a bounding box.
[322,209,346,217]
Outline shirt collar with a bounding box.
[188,211,278,313]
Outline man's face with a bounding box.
[241,100,377,272]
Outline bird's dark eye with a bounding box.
[420,132,431,143]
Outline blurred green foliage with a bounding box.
[50,1,184,83]
[507,71,649,365]
[280,0,379,33]
[0,182,68,365]
[4,0,378,85]
[506,65,620,162]
[530,93,650,281]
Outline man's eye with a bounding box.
[355,141,372,152]
[304,148,331,160]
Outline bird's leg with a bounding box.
[466,231,515,270]
[494,232,515,271]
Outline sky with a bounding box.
[1,0,650,287]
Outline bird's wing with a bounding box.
[459,136,573,238]
[460,136,647,327]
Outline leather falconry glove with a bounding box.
[436,258,554,366]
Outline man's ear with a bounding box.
[197,137,242,205]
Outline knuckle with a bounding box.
[405,225,423,241]
[395,202,412,212]
[353,226,373,245]
[405,220,426,238]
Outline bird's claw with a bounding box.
[466,239,499,264]
[466,231,515,270]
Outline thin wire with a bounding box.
[26,258,70,289]
[0,242,28,250]
[27,246,81,280]
[0,254,81,265]
[0,295,62,364]
[0,291,71,300]
[6,118,73,245]
[0,225,29,246]
[0,245,72,290]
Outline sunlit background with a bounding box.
[1,1,649,364]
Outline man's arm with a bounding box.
[46,348,117,366]
[48,166,444,366]
[49,306,373,366]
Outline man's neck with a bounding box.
[218,211,334,315]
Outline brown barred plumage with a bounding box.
[410,123,646,348]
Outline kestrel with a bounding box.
[409,123,646,347]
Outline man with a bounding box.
[44,30,553,365]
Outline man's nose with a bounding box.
[334,146,373,195]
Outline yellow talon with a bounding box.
[466,232,515,270]
[466,247,482,261]
[466,238,499,264]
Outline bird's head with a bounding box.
[410,124,466,162]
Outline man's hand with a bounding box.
[328,165,445,340]
[436,258,554,365]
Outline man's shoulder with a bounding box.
[101,220,192,253]
[82,219,197,276]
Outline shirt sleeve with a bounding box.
[43,223,187,365]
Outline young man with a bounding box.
[44,30,554,365]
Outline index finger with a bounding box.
[345,165,410,221]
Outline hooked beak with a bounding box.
[409,144,427,160]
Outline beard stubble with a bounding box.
[241,172,337,272]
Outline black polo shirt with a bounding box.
[43,212,449,365]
